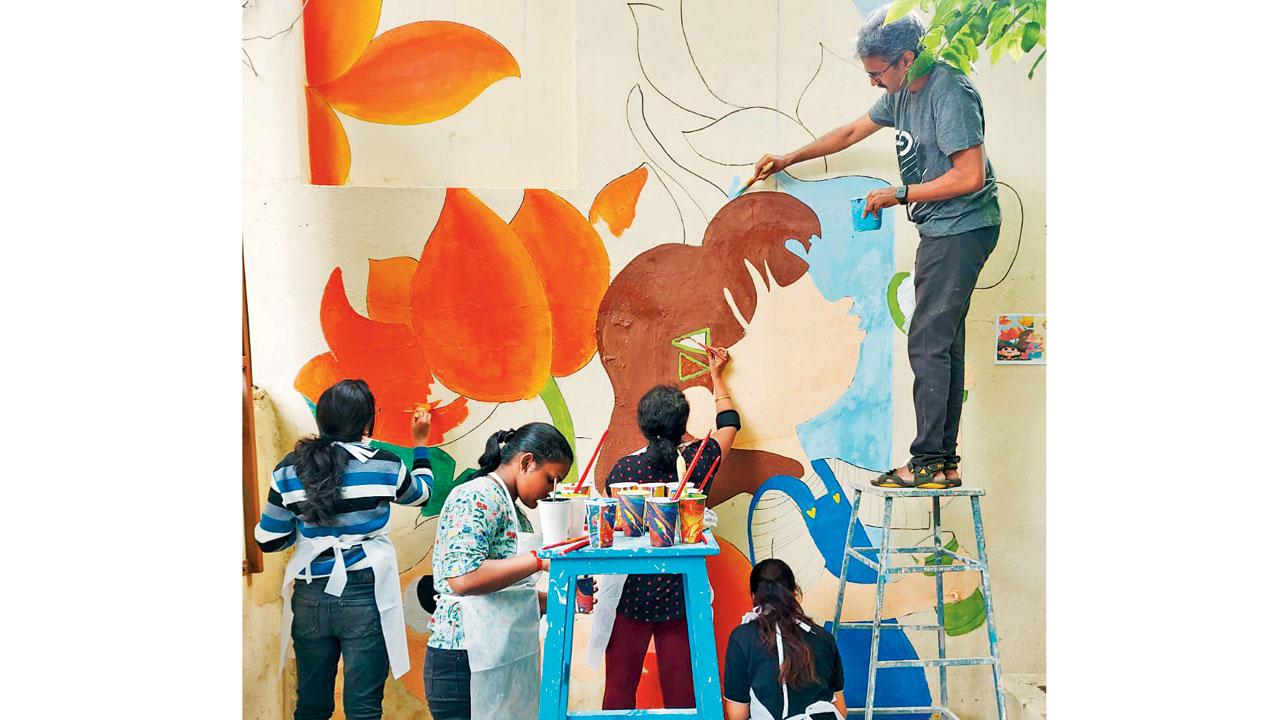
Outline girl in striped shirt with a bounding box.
[254,379,433,720]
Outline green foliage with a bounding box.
[882,0,1047,82]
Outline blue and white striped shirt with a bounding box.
[254,443,433,577]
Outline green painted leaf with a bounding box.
[538,376,579,489]
[886,271,911,334]
[945,588,988,636]
[923,536,960,576]
[1021,21,1041,52]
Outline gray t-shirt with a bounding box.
[868,63,1001,237]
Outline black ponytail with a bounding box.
[637,385,689,472]
[294,379,376,525]
[749,558,821,688]
[475,422,572,477]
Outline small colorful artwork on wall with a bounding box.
[995,314,1046,364]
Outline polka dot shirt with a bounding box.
[605,439,722,623]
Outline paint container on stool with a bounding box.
[557,484,590,534]
[850,197,883,232]
[609,483,641,529]
[575,577,595,613]
[537,496,573,546]
[678,492,707,544]
[585,498,617,549]
[617,490,648,537]
[645,497,679,547]
[640,482,668,498]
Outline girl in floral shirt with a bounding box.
[424,422,573,720]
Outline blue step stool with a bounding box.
[537,531,724,720]
[833,479,1007,720]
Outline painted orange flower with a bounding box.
[295,188,610,450]
[302,0,520,185]
[294,265,468,448]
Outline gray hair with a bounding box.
[854,5,925,61]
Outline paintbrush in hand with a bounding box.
[727,161,773,200]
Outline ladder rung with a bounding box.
[875,656,996,668]
[845,707,959,719]
[884,563,983,574]
[848,546,982,566]
[837,621,942,632]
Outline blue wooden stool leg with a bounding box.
[865,495,894,720]
[970,497,1007,720]
[539,563,576,720]
[682,559,724,720]
[933,495,948,708]
[832,487,863,643]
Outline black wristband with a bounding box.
[715,410,741,430]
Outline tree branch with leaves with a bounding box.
[885,0,1046,82]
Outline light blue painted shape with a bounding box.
[853,0,886,19]
[537,533,724,720]
[776,172,895,471]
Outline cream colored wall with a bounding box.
[243,2,1044,718]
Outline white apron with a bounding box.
[455,473,543,720]
[277,442,410,679]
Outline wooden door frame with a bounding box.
[243,250,264,575]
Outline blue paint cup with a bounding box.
[850,198,883,232]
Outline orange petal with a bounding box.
[294,352,345,403]
[367,257,418,325]
[302,0,382,86]
[425,397,469,446]
[305,88,350,186]
[589,165,648,236]
[321,267,434,445]
[410,189,551,400]
[509,190,610,376]
[315,21,520,125]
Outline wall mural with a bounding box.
[286,0,998,714]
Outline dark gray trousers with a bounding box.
[907,224,1000,468]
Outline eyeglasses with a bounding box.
[866,55,903,82]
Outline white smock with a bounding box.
[278,442,410,678]
[454,472,543,720]
[739,609,841,720]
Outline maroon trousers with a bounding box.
[602,614,696,709]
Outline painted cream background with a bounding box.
[243,1,1044,718]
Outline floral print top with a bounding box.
[427,475,533,649]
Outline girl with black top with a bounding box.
[723,559,846,720]
[601,347,739,709]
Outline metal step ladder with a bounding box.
[832,479,1006,720]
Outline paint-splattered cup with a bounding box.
[645,497,678,547]
[850,197,883,232]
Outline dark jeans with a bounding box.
[292,568,388,720]
[907,224,1000,469]
[602,614,694,709]
[424,646,472,720]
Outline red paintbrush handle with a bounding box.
[541,534,587,551]
[559,538,591,555]
[673,430,711,499]
[571,429,610,494]
[696,455,721,492]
